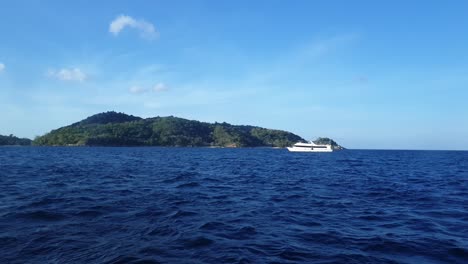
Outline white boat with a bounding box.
[287,141,333,152]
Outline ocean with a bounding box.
[1,147,467,263]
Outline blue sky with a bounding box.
[1,0,468,150]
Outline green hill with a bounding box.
[0,134,32,146]
[33,111,305,147]
[313,137,345,150]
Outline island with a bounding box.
[33,111,305,147]
[313,137,345,150]
[0,134,32,146]
[28,111,344,149]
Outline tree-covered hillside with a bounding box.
[313,137,345,150]
[0,134,32,146]
[33,111,304,147]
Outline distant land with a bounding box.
[0,134,32,146]
[3,111,344,149]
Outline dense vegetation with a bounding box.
[33,111,305,147]
[313,137,345,150]
[0,134,32,146]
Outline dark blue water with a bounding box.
[1,147,467,263]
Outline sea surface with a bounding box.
[0,147,467,264]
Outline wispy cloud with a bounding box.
[109,15,158,39]
[47,68,87,82]
[152,82,168,92]
[356,76,369,84]
[129,86,147,94]
[300,33,358,58]
[129,82,169,94]
[0,63,5,73]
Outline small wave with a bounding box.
[0,236,17,246]
[129,259,161,264]
[286,194,303,199]
[378,222,402,228]
[220,226,258,240]
[233,226,257,239]
[301,221,322,227]
[358,215,385,221]
[46,182,67,188]
[103,255,140,264]
[199,221,229,231]
[161,171,199,183]
[147,226,178,237]
[200,177,222,183]
[448,247,468,259]
[169,210,198,218]
[278,247,318,261]
[134,209,165,218]
[298,231,345,246]
[327,253,399,264]
[15,210,66,221]
[139,247,166,255]
[179,236,214,248]
[176,182,200,188]
[27,197,67,207]
[75,210,104,218]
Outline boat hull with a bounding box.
[287,147,333,152]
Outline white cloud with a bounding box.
[109,15,158,39]
[129,86,147,94]
[47,68,87,82]
[129,83,169,94]
[152,82,168,92]
[293,33,359,61]
[0,63,5,72]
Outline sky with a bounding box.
[1,0,468,150]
